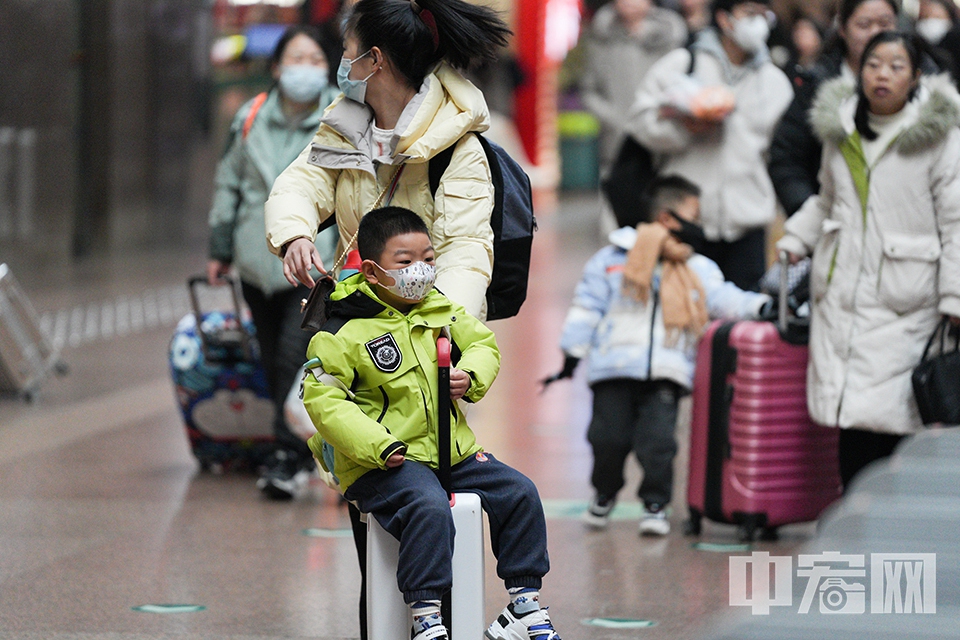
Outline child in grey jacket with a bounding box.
[545,175,771,535]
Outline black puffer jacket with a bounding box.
[767,49,844,216]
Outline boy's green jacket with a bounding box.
[302,275,500,493]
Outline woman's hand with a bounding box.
[450,368,472,401]
[206,260,230,285]
[282,237,325,288]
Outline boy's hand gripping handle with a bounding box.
[437,336,452,499]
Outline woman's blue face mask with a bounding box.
[337,49,376,103]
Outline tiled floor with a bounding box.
[0,193,818,639]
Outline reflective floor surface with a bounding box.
[0,192,818,640]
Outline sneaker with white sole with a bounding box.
[411,623,448,640]
[581,494,615,529]
[256,450,312,500]
[485,604,561,640]
[639,503,670,536]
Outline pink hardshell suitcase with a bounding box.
[684,261,842,541]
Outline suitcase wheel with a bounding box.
[683,509,702,536]
[735,514,772,543]
[759,526,779,542]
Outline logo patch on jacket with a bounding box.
[366,333,402,373]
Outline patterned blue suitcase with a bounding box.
[169,276,274,472]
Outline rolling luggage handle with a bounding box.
[436,333,455,635]
[776,250,809,345]
[187,275,253,363]
[778,251,789,335]
[437,334,453,499]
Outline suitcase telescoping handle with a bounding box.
[435,334,456,636]
[187,275,253,362]
[778,251,790,335]
[437,335,452,499]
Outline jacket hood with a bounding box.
[589,5,686,50]
[609,225,639,250]
[320,62,489,164]
[691,27,770,73]
[810,73,960,154]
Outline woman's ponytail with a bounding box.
[854,88,878,141]
[346,0,511,89]
[418,0,511,70]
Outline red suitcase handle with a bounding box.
[437,335,452,500]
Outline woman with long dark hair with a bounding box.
[779,31,960,488]
[264,3,565,640]
[768,0,901,216]
[207,25,340,500]
[265,0,510,320]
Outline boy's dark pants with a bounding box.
[587,378,681,508]
[344,453,549,603]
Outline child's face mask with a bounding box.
[374,261,436,302]
[667,210,707,253]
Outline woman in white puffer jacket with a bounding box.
[778,31,960,488]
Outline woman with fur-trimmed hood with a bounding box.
[778,32,960,488]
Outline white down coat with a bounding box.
[628,28,792,242]
[778,75,960,434]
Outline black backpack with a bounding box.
[429,132,536,320]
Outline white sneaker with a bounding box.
[256,450,312,500]
[581,494,615,529]
[485,604,561,640]
[639,505,670,536]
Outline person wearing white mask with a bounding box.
[916,0,960,84]
[628,0,792,290]
[206,25,340,501]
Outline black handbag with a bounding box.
[911,318,960,425]
[600,136,659,225]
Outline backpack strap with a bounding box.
[242,92,269,141]
[429,132,498,206]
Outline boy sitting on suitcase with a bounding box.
[545,175,772,535]
[301,206,560,640]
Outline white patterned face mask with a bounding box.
[375,261,436,302]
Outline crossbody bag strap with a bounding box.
[242,92,268,141]
[325,163,406,275]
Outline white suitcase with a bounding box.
[367,492,485,640]
[366,335,486,640]
[0,263,65,400]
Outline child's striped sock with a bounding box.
[410,600,443,636]
[508,586,541,615]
